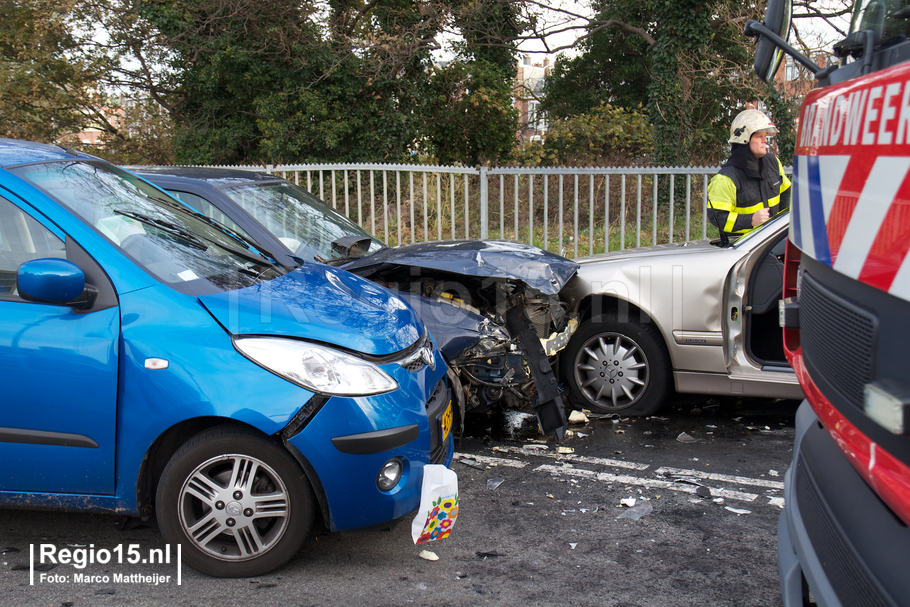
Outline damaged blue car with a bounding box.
[0,139,452,577]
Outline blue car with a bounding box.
[0,139,453,577]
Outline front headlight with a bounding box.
[234,337,398,396]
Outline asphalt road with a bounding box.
[1,395,798,607]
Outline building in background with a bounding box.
[514,54,550,144]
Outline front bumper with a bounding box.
[286,359,454,533]
[778,401,910,607]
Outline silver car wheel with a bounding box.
[574,332,649,410]
[178,454,290,562]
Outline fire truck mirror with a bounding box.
[753,0,792,82]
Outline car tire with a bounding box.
[561,314,671,416]
[155,426,315,577]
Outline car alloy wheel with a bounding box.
[562,315,670,416]
[575,332,649,410]
[157,426,314,577]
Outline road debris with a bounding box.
[696,486,711,498]
[419,550,439,561]
[557,447,575,454]
[569,543,578,549]
[768,497,785,508]
[617,501,653,520]
[475,550,503,560]
[486,478,505,490]
[769,470,780,477]
[676,432,698,443]
[620,497,637,507]
[568,410,589,424]
[458,459,487,470]
[724,507,751,515]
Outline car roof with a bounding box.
[0,138,99,167]
[130,166,279,189]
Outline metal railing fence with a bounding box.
[204,162,792,258]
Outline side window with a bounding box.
[0,196,66,297]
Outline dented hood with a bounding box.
[342,240,579,295]
[198,263,424,356]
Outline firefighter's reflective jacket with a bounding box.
[707,148,791,238]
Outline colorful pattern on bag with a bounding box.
[415,494,459,544]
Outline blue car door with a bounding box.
[0,195,119,495]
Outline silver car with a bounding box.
[559,211,802,416]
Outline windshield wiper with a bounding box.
[147,195,284,265]
[115,209,281,269]
[114,210,208,251]
[191,212,284,266]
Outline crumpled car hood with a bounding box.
[342,240,579,295]
[198,263,423,356]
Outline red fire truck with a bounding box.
[748,1,910,605]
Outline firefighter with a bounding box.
[707,109,791,241]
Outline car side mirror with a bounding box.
[331,235,371,260]
[750,0,792,82]
[17,258,95,309]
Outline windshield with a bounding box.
[851,0,910,40]
[11,161,283,295]
[218,181,385,263]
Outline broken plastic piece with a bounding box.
[768,497,785,508]
[724,506,751,515]
[458,459,486,470]
[556,446,574,454]
[419,550,439,561]
[569,543,578,549]
[676,432,698,443]
[568,410,589,424]
[617,501,653,520]
[620,497,637,507]
[486,478,505,490]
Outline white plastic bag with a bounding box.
[411,464,459,544]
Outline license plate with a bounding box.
[440,401,453,442]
